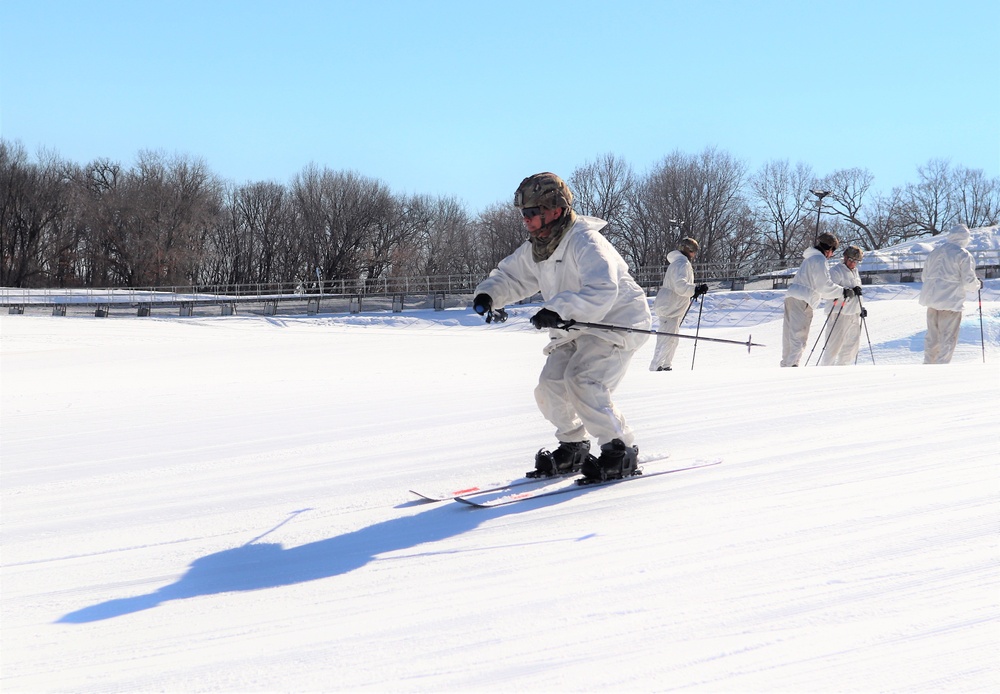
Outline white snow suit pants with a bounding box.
[819,311,862,366]
[923,307,963,364]
[649,311,683,370]
[535,334,639,447]
[781,297,813,367]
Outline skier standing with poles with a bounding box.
[781,232,849,367]
[471,173,652,482]
[918,223,982,364]
[649,237,708,372]
[819,246,866,366]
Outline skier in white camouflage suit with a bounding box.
[649,237,708,372]
[472,172,652,482]
[819,246,866,366]
[780,232,849,367]
[918,223,982,364]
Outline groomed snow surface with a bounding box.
[2,282,999,692]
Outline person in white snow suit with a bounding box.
[780,232,851,367]
[819,246,866,366]
[471,172,652,482]
[918,223,982,364]
[649,237,708,371]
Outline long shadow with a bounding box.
[58,494,579,624]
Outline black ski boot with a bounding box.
[581,439,639,482]
[527,441,592,478]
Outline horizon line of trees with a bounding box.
[2,138,997,289]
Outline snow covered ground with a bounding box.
[2,278,999,692]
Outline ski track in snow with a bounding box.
[2,280,999,692]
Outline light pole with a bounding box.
[809,189,830,236]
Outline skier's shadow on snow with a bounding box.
[58,498,568,624]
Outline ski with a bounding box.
[453,457,721,508]
[409,451,671,502]
[409,473,567,502]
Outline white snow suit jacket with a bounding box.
[652,250,695,319]
[918,235,979,312]
[786,247,844,309]
[825,262,862,316]
[474,215,652,352]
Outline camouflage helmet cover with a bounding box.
[844,245,864,261]
[514,172,573,210]
[678,237,700,254]
[817,232,839,252]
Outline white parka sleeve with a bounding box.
[473,242,540,308]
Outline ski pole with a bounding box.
[978,285,985,363]
[804,300,838,367]
[859,312,875,364]
[679,295,697,325]
[690,292,705,370]
[858,296,875,365]
[560,320,765,351]
[814,300,846,366]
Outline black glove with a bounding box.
[473,293,495,322]
[693,283,709,298]
[842,287,853,299]
[860,308,868,318]
[530,308,568,330]
[852,286,863,296]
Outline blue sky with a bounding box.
[2,0,997,212]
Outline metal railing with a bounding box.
[3,250,997,311]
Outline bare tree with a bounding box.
[693,147,749,260]
[749,159,815,264]
[712,202,771,276]
[619,175,677,268]
[569,154,636,248]
[395,194,472,277]
[815,167,912,249]
[75,158,133,285]
[899,158,959,237]
[132,151,222,285]
[469,203,525,277]
[291,166,393,283]
[953,166,999,228]
[362,191,424,282]
[7,137,999,290]
[73,152,222,286]
[634,148,749,266]
[202,180,297,284]
[0,141,74,287]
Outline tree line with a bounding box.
[2,138,997,288]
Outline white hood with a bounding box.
[947,224,971,248]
